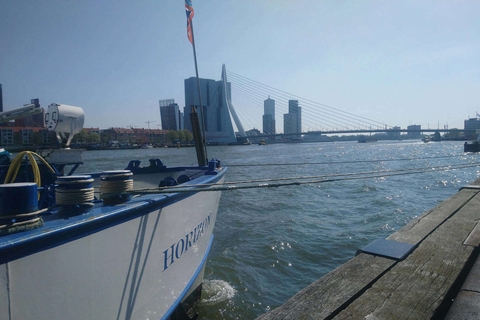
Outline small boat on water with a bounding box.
[464,129,480,152]
[0,103,226,319]
[464,140,480,152]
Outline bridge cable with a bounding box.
[229,73,370,129]
[227,70,392,130]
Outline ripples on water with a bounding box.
[80,141,479,319]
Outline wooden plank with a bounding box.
[388,189,478,245]
[256,254,395,320]
[446,256,480,319]
[333,193,480,319]
[256,180,480,320]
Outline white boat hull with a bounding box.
[0,170,225,320]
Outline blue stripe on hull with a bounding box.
[161,234,215,320]
[0,169,226,265]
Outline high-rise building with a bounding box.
[159,99,183,131]
[0,84,3,113]
[183,77,236,144]
[407,124,421,139]
[464,117,480,139]
[262,96,276,136]
[387,126,402,140]
[283,100,302,139]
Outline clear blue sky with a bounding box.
[1,1,479,131]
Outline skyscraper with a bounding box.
[262,96,276,136]
[184,77,236,144]
[284,100,302,139]
[159,99,183,130]
[0,84,3,113]
[464,117,480,139]
[407,124,421,139]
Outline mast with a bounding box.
[190,105,207,166]
[186,0,208,166]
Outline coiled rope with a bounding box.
[55,178,95,205]
[0,208,48,236]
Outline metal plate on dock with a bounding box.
[356,238,416,261]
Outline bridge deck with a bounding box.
[256,179,480,319]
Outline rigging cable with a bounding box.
[226,153,470,167]
[123,161,480,195]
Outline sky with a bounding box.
[1,1,479,132]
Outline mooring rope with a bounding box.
[0,208,48,236]
[226,153,469,167]
[120,161,480,195]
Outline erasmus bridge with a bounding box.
[217,65,456,142]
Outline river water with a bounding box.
[78,140,479,319]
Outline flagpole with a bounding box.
[189,20,208,164]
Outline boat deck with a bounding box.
[257,178,480,319]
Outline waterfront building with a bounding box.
[262,97,276,136]
[245,128,262,144]
[304,131,332,142]
[183,77,236,144]
[283,100,302,139]
[100,127,169,146]
[0,127,52,147]
[1,128,13,145]
[84,127,100,136]
[464,117,480,139]
[387,126,402,140]
[159,99,183,131]
[407,124,422,139]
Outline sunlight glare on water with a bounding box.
[201,140,480,319]
[198,280,236,306]
[79,140,479,319]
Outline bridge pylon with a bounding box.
[222,64,247,138]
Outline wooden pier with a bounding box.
[257,179,480,319]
